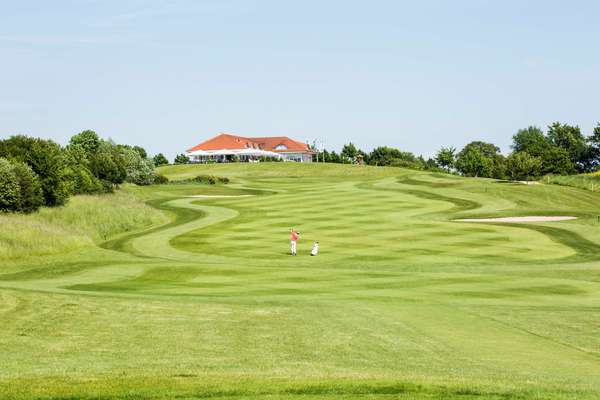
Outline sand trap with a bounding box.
[185,195,254,198]
[455,216,577,223]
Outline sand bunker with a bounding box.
[455,216,577,223]
[185,195,254,198]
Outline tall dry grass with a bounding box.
[0,189,168,260]
[545,174,600,192]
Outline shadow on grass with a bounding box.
[0,376,590,400]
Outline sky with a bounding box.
[1,0,599,160]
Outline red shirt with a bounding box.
[290,231,299,241]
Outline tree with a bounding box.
[174,154,189,164]
[117,144,148,160]
[12,161,44,213]
[133,145,147,159]
[153,153,169,166]
[585,123,600,172]
[121,147,156,185]
[547,122,588,171]
[319,149,340,163]
[340,143,359,163]
[364,146,424,169]
[505,152,542,181]
[326,151,342,163]
[89,141,126,189]
[461,141,501,158]
[541,147,576,175]
[63,144,103,194]
[0,135,70,206]
[64,165,104,194]
[455,141,502,178]
[455,146,494,177]
[492,154,507,180]
[512,126,550,157]
[0,158,20,212]
[435,146,456,172]
[69,130,101,157]
[369,146,397,166]
[423,157,441,171]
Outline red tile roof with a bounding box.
[249,136,312,153]
[187,133,314,153]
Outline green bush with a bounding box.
[192,175,229,184]
[154,174,169,184]
[194,175,217,184]
[258,156,283,162]
[100,180,115,193]
[169,175,229,185]
[0,158,20,212]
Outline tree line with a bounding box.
[317,122,600,180]
[315,143,439,171]
[438,122,600,180]
[0,130,165,213]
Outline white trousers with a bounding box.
[291,240,297,254]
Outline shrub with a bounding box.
[258,156,283,162]
[170,175,229,185]
[0,158,20,212]
[193,175,229,184]
[194,175,217,184]
[100,180,115,193]
[154,174,169,184]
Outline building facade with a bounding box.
[186,133,315,163]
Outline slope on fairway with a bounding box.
[2,163,600,399]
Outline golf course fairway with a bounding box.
[2,162,600,399]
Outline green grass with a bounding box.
[2,162,600,399]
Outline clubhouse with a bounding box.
[186,133,315,163]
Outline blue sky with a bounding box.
[1,1,599,160]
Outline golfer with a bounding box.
[290,228,299,256]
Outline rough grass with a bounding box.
[0,187,168,260]
[545,174,600,192]
[3,163,600,399]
